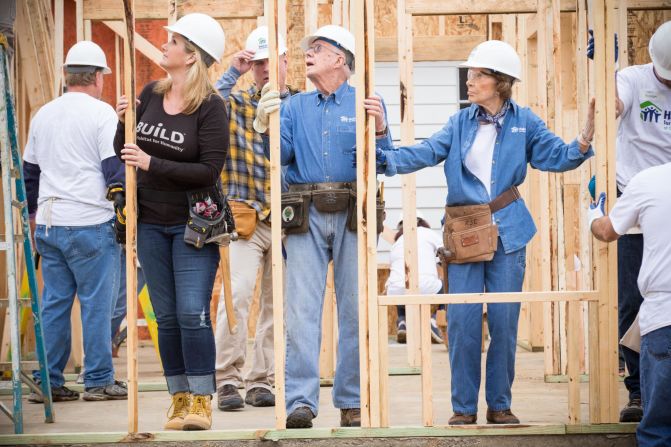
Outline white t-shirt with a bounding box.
[616,64,671,191]
[386,226,443,296]
[609,162,671,335]
[465,121,499,198]
[23,92,117,226]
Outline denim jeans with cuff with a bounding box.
[137,223,219,396]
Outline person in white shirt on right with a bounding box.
[589,162,671,447]
[591,20,671,423]
[385,212,445,345]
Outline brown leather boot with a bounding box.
[448,412,477,425]
[340,408,361,427]
[486,408,520,424]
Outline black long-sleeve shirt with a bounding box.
[114,81,229,225]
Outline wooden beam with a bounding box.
[381,291,600,305]
[121,0,139,434]
[102,21,163,67]
[406,0,671,16]
[83,0,264,20]
[353,0,381,428]
[54,0,64,97]
[375,35,486,62]
[266,0,287,431]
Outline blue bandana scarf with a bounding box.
[477,100,510,133]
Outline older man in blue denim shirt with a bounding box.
[375,40,595,425]
[256,25,392,429]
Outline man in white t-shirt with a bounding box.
[589,162,671,447]
[23,41,127,402]
[607,20,671,422]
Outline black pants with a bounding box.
[618,233,643,401]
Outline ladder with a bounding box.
[0,35,54,433]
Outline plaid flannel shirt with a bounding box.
[216,67,297,221]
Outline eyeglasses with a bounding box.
[466,69,495,82]
[305,43,344,57]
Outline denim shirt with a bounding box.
[271,81,392,184]
[379,101,594,254]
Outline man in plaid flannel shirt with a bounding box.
[213,26,298,412]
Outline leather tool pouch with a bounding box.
[281,192,311,234]
[443,204,498,264]
[229,201,258,240]
[312,189,350,213]
[347,190,385,234]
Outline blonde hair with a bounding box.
[153,38,217,115]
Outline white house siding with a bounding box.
[375,61,463,263]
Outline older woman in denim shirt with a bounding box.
[374,40,596,425]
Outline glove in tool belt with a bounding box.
[106,182,126,244]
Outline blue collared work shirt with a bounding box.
[379,100,594,254]
[273,81,392,184]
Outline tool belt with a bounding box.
[228,201,258,240]
[184,182,237,249]
[442,186,520,264]
[281,182,385,235]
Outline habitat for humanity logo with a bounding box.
[639,100,663,123]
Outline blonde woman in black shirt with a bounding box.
[114,13,229,431]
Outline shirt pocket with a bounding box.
[337,125,357,154]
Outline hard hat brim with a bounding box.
[164,26,222,64]
[64,65,112,75]
[459,60,521,82]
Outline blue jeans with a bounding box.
[137,223,219,396]
[111,253,126,339]
[618,233,643,400]
[34,221,120,388]
[447,241,525,414]
[638,325,671,447]
[284,205,359,416]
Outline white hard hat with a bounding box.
[164,13,225,64]
[64,40,111,74]
[246,26,287,61]
[460,40,522,81]
[397,210,426,227]
[300,24,355,57]
[649,21,671,80]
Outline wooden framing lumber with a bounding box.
[266,0,287,430]
[122,0,140,434]
[353,0,381,428]
[406,0,670,15]
[380,291,599,306]
[54,0,64,97]
[82,0,263,20]
[102,21,164,67]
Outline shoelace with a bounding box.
[167,394,189,419]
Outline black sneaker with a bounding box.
[619,398,643,422]
[28,385,80,403]
[396,319,407,344]
[245,387,275,407]
[286,406,314,429]
[83,380,128,401]
[430,317,444,344]
[217,384,244,411]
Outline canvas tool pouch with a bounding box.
[442,186,520,264]
[347,183,385,234]
[281,188,311,235]
[184,182,237,249]
[229,201,258,240]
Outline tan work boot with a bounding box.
[182,394,212,430]
[164,392,191,430]
[486,408,520,424]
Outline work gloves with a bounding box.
[253,83,282,134]
[106,182,126,245]
[586,30,619,63]
[588,192,606,231]
[350,145,388,174]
